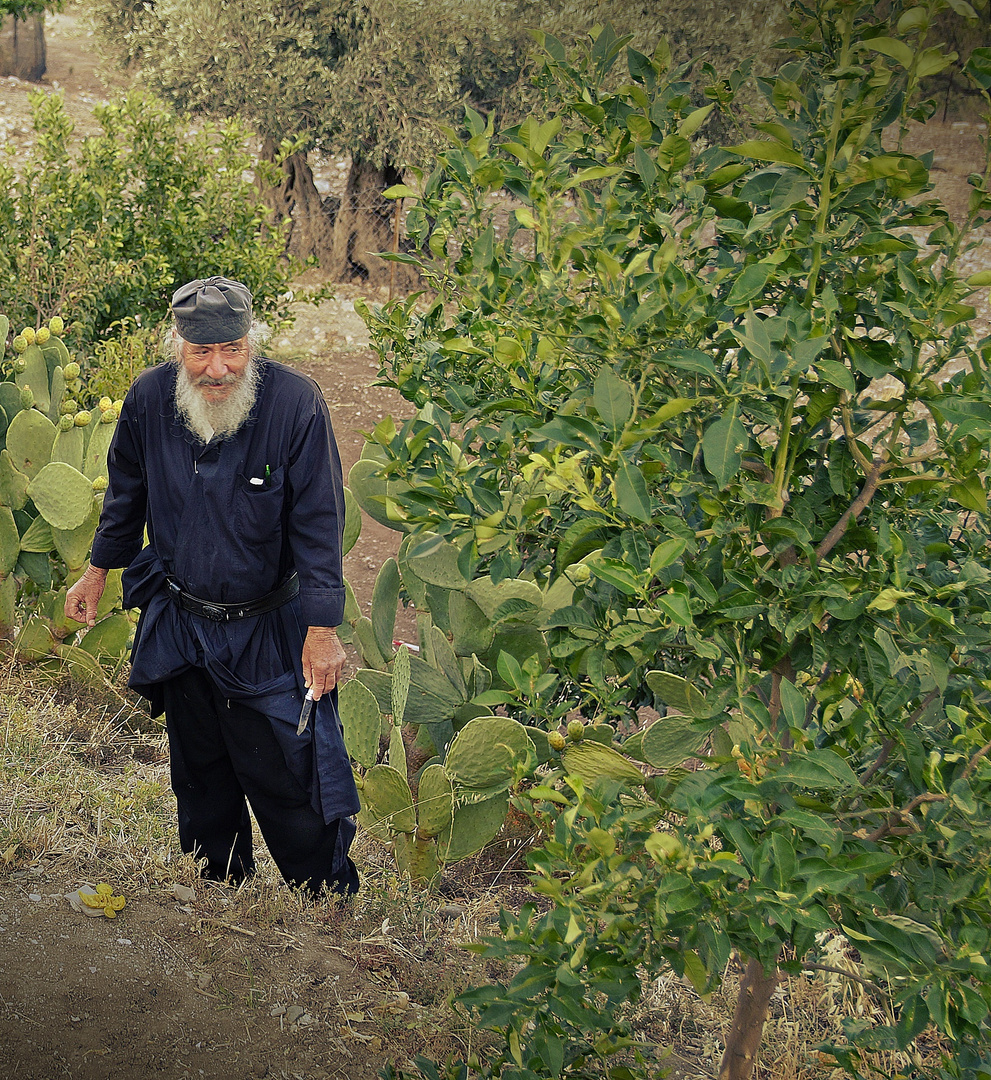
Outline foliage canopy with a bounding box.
[357,0,991,1074]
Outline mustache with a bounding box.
[193,372,240,387]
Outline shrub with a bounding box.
[0,89,299,346]
[361,0,991,1074]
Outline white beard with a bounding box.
[175,358,261,443]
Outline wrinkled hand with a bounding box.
[302,626,346,700]
[64,565,109,628]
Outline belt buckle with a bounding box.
[200,603,227,622]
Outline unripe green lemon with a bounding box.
[12,337,27,355]
[92,476,109,492]
[63,361,80,379]
[567,719,585,741]
[48,316,64,335]
[35,326,50,344]
[20,327,35,345]
[548,730,566,751]
[58,415,74,432]
[74,411,92,426]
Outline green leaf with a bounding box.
[702,406,747,488]
[383,184,419,199]
[949,472,987,513]
[855,36,914,69]
[727,263,774,307]
[645,671,708,716]
[816,360,857,394]
[678,104,714,138]
[593,368,634,430]
[614,457,652,521]
[724,139,808,171]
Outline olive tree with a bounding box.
[88,0,790,284]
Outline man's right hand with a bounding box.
[65,565,110,628]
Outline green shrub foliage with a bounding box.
[0,90,296,343]
[362,0,991,1073]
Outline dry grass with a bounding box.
[0,668,955,1078]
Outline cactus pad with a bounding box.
[438,791,509,863]
[416,764,454,837]
[339,677,383,769]
[82,415,117,481]
[405,533,467,591]
[342,487,361,556]
[0,507,19,576]
[0,383,23,424]
[52,502,101,570]
[6,408,56,479]
[645,671,709,717]
[449,592,495,657]
[356,764,416,839]
[14,616,56,660]
[444,716,536,792]
[347,458,412,532]
[78,612,132,660]
[562,741,647,787]
[371,558,400,662]
[18,513,54,553]
[15,345,50,413]
[28,462,96,530]
[465,577,542,622]
[640,715,709,770]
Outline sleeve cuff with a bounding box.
[90,536,143,570]
[299,587,345,628]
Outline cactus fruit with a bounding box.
[63,361,80,379]
[548,730,566,751]
[91,475,109,493]
[74,411,91,427]
[100,408,117,423]
[12,356,26,372]
[567,719,585,741]
[57,415,74,432]
[35,327,50,345]
[20,327,35,346]
[60,399,77,415]
[27,461,96,531]
[12,337,27,355]
[19,386,34,410]
[48,316,64,335]
[98,397,112,413]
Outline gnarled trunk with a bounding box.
[258,144,417,290]
[0,13,46,81]
[718,957,781,1080]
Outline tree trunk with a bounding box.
[258,141,339,265]
[257,145,416,290]
[0,14,46,81]
[718,957,781,1080]
[327,157,417,290]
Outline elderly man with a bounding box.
[65,276,359,897]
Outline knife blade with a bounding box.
[297,689,316,735]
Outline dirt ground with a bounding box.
[1,8,990,1080]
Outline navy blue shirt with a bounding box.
[90,358,359,823]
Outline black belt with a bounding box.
[165,573,299,622]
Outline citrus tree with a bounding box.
[359,0,991,1074]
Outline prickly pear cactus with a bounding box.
[0,313,126,663]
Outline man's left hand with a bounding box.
[302,626,346,700]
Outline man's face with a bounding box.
[180,337,251,403]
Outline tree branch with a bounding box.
[814,460,884,561]
[962,737,991,780]
[866,793,947,842]
[860,689,940,785]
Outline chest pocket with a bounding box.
[236,465,286,542]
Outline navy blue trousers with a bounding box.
[162,666,359,897]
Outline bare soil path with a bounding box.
[0,9,989,1080]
